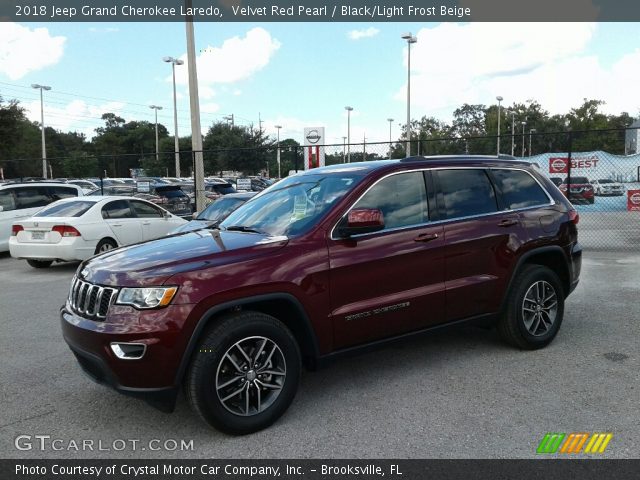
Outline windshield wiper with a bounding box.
[223,225,266,234]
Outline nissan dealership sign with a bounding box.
[303,127,325,170]
[628,190,640,211]
[548,155,600,174]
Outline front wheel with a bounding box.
[498,265,565,350]
[185,311,301,435]
[26,259,53,269]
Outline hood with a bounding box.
[80,230,289,286]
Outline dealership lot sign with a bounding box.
[303,127,325,170]
[548,156,600,174]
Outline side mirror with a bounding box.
[338,208,385,237]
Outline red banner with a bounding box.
[628,190,640,211]
[549,157,569,174]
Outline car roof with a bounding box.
[0,182,83,189]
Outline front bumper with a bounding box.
[61,302,196,395]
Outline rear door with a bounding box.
[130,199,171,240]
[435,168,526,321]
[101,199,142,246]
[328,171,445,349]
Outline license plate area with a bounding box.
[31,231,45,240]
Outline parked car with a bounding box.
[151,185,192,218]
[66,179,99,193]
[61,156,581,434]
[10,196,186,268]
[591,179,624,196]
[559,176,595,204]
[170,191,256,234]
[0,182,84,252]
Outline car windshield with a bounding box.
[220,173,363,237]
[196,197,246,221]
[35,200,95,217]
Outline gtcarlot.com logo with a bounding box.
[537,432,613,454]
[14,435,194,452]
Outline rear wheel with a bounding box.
[498,265,564,350]
[186,311,301,435]
[94,238,117,255]
[26,259,53,269]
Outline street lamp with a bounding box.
[149,105,163,162]
[496,96,503,155]
[163,56,184,178]
[275,125,282,178]
[31,84,51,179]
[521,120,527,157]
[509,111,516,156]
[387,118,394,158]
[345,106,353,163]
[342,136,347,163]
[401,32,417,157]
[529,128,536,156]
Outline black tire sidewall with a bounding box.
[511,267,564,348]
[95,239,116,255]
[190,314,301,435]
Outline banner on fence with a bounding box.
[303,127,325,170]
[628,190,640,211]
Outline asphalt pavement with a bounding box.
[0,247,638,459]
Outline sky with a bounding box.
[1,21,639,147]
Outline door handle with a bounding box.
[498,219,519,227]
[414,233,439,242]
[142,221,151,225]
[111,224,123,227]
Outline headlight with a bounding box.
[116,287,178,309]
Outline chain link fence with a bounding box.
[2,127,639,251]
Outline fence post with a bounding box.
[566,130,573,199]
[294,145,299,173]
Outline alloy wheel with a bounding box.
[522,281,558,336]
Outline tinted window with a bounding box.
[352,172,428,230]
[491,169,549,210]
[131,200,163,218]
[437,169,497,220]
[36,200,95,217]
[15,187,50,209]
[207,184,236,195]
[49,186,79,200]
[0,189,16,211]
[101,200,133,219]
[155,188,188,198]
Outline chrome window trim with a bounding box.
[329,166,556,241]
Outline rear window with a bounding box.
[35,200,95,217]
[207,184,236,195]
[155,188,188,198]
[437,169,498,220]
[491,169,549,210]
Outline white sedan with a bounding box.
[9,196,187,268]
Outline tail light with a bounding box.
[568,210,579,225]
[52,225,81,237]
[11,225,24,236]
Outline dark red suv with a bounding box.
[61,157,582,434]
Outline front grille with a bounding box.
[68,276,118,321]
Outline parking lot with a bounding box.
[1,230,638,459]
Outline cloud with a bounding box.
[0,23,66,80]
[88,27,120,33]
[394,23,630,119]
[171,27,280,87]
[348,27,380,40]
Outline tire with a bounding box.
[185,311,301,435]
[94,238,117,255]
[26,259,53,269]
[498,265,564,350]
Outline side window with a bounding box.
[49,186,79,201]
[491,169,550,209]
[437,169,498,220]
[131,200,163,218]
[352,172,428,230]
[101,200,133,219]
[14,187,50,209]
[0,189,17,211]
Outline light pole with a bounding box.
[529,128,536,156]
[387,118,394,158]
[401,32,417,157]
[510,111,516,156]
[521,120,527,157]
[162,56,184,178]
[31,84,51,179]
[149,105,163,162]
[275,125,282,178]
[342,136,347,163]
[345,106,353,163]
[496,96,503,155]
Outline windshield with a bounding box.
[598,179,613,184]
[197,197,245,221]
[35,200,95,217]
[220,173,363,237]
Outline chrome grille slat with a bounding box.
[68,277,117,321]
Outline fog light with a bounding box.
[110,343,146,360]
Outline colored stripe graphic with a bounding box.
[537,433,566,454]
[559,433,589,453]
[584,433,613,454]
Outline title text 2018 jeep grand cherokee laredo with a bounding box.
[61,157,581,434]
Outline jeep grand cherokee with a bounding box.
[61,156,582,434]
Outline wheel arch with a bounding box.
[175,293,321,387]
